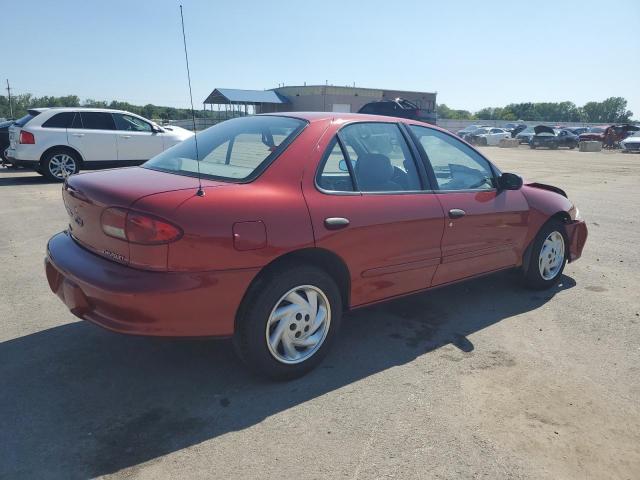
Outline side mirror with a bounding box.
[151,125,164,134]
[498,172,523,190]
[338,159,348,172]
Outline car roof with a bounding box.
[30,107,141,115]
[263,111,448,132]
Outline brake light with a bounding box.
[101,208,182,245]
[19,130,35,144]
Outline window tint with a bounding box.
[338,122,422,192]
[42,112,76,128]
[410,125,496,191]
[80,112,115,130]
[71,113,83,129]
[317,140,355,192]
[490,128,502,133]
[145,116,305,181]
[112,113,152,132]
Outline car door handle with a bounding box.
[448,209,466,219]
[324,217,350,229]
[71,133,84,137]
[120,135,131,139]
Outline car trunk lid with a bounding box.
[533,125,556,136]
[63,167,228,269]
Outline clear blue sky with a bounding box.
[2,0,639,116]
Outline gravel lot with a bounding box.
[1,147,639,479]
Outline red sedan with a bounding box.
[45,113,587,378]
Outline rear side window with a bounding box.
[42,112,76,128]
[144,116,306,181]
[317,140,355,192]
[80,112,115,130]
[317,123,422,193]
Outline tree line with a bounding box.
[0,93,226,121]
[437,97,634,123]
[0,93,634,124]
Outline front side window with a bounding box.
[80,112,116,130]
[144,115,306,181]
[410,125,496,191]
[112,113,152,132]
[317,122,422,193]
[42,112,76,128]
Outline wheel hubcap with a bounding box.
[49,154,76,179]
[265,285,331,364]
[538,231,565,280]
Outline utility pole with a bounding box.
[6,79,13,119]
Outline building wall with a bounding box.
[266,85,437,114]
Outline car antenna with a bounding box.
[179,5,204,197]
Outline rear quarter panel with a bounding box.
[153,120,329,272]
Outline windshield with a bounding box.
[144,116,306,182]
[520,127,535,134]
[590,127,605,133]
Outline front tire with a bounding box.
[523,220,568,289]
[42,149,80,181]
[234,265,342,379]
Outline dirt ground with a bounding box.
[1,147,639,479]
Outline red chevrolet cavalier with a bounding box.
[45,113,587,378]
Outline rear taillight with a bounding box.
[19,130,35,144]
[101,207,182,245]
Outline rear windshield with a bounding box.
[14,112,40,127]
[144,116,306,181]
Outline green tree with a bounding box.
[582,97,632,123]
[437,103,474,120]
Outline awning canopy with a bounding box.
[203,88,289,105]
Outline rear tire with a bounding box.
[523,220,568,290]
[41,149,80,182]
[234,264,342,380]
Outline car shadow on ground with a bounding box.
[0,270,575,478]
[0,169,57,186]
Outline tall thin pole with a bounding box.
[179,5,204,197]
[6,80,14,119]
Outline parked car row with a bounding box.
[2,108,194,181]
[455,122,639,152]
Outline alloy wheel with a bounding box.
[48,154,77,179]
[265,285,331,364]
[538,231,565,280]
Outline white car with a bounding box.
[469,127,511,146]
[620,131,640,153]
[5,108,194,180]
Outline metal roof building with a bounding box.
[203,85,436,121]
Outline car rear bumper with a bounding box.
[3,149,39,168]
[565,220,587,262]
[45,231,259,337]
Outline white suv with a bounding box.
[5,108,194,181]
